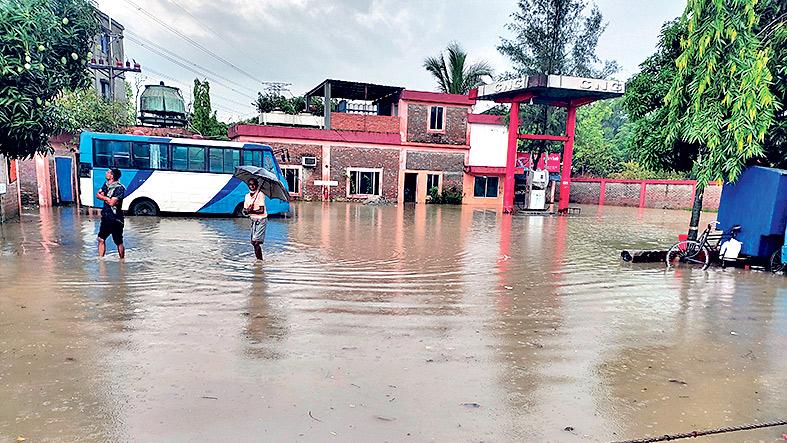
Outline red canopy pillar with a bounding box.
[557,104,578,213]
[503,103,519,213]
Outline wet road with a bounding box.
[1,204,785,442]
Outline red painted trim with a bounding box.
[468,114,504,125]
[229,124,401,145]
[402,142,469,150]
[466,166,524,175]
[518,133,569,142]
[503,102,519,213]
[400,90,475,106]
[572,178,699,185]
[557,105,577,213]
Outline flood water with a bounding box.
[1,203,785,442]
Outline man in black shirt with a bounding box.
[96,168,126,258]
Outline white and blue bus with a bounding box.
[78,132,290,217]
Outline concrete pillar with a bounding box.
[503,103,519,213]
[557,105,577,213]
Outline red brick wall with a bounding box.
[330,113,399,134]
[329,146,400,200]
[265,141,323,201]
[0,154,19,221]
[569,180,722,210]
[406,104,468,145]
[405,151,465,171]
[18,158,38,205]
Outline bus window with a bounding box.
[132,142,169,169]
[224,149,240,173]
[187,146,206,171]
[151,144,169,169]
[112,142,132,168]
[173,146,188,170]
[242,150,263,167]
[132,143,151,169]
[94,139,132,168]
[209,148,223,173]
[94,140,112,167]
[263,151,275,173]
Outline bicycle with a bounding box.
[665,221,741,270]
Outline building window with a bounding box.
[100,34,110,54]
[8,159,17,183]
[100,79,111,99]
[428,106,445,131]
[281,166,302,194]
[348,168,381,196]
[426,173,440,192]
[473,176,499,198]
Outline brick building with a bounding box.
[233,79,488,204]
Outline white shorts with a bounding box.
[250,218,267,243]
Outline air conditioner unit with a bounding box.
[301,156,317,167]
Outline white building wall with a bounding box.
[468,122,507,167]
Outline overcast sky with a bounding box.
[96,0,687,121]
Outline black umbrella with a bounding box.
[233,165,290,201]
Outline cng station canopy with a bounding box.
[469,74,625,214]
[472,74,625,104]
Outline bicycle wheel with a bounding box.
[666,240,710,270]
[769,249,785,274]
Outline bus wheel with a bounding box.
[131,198,159,216]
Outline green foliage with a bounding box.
[423,41,493,94]
[427,186,463,204]
[0,0,98,158]
[253,92,329,116]
[665,0,778,187]
[608,162,688,180]
[497,0,619,161]
[573,99,629,176]
[57,86,134,133]
[190,79,228,138]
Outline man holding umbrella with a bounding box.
[244,178,267,260]
[234,164,290,261]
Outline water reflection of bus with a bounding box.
[78,132,290,217]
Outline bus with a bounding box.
[78,131,290,217]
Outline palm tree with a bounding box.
[423,42,494,94]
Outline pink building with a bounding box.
[232,79,504,205]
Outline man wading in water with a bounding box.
[244,178,267,260]
[96,168,126,258]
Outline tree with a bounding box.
[423,41,493,94]
[664,0,780,239]
[190,79,227,138]
[498,0,620,164]
[624,19,700,174]
[0,0,98,158]
[57,86,134,133]
[572,99,631,177]
[253,92,333,116]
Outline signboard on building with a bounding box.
[0,183,6,195]
[313,180,339,186]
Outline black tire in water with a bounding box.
[769,249,785,274]
[666,240,710,270]
[131,199,159,216]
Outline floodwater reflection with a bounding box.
[0,204,785,442]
